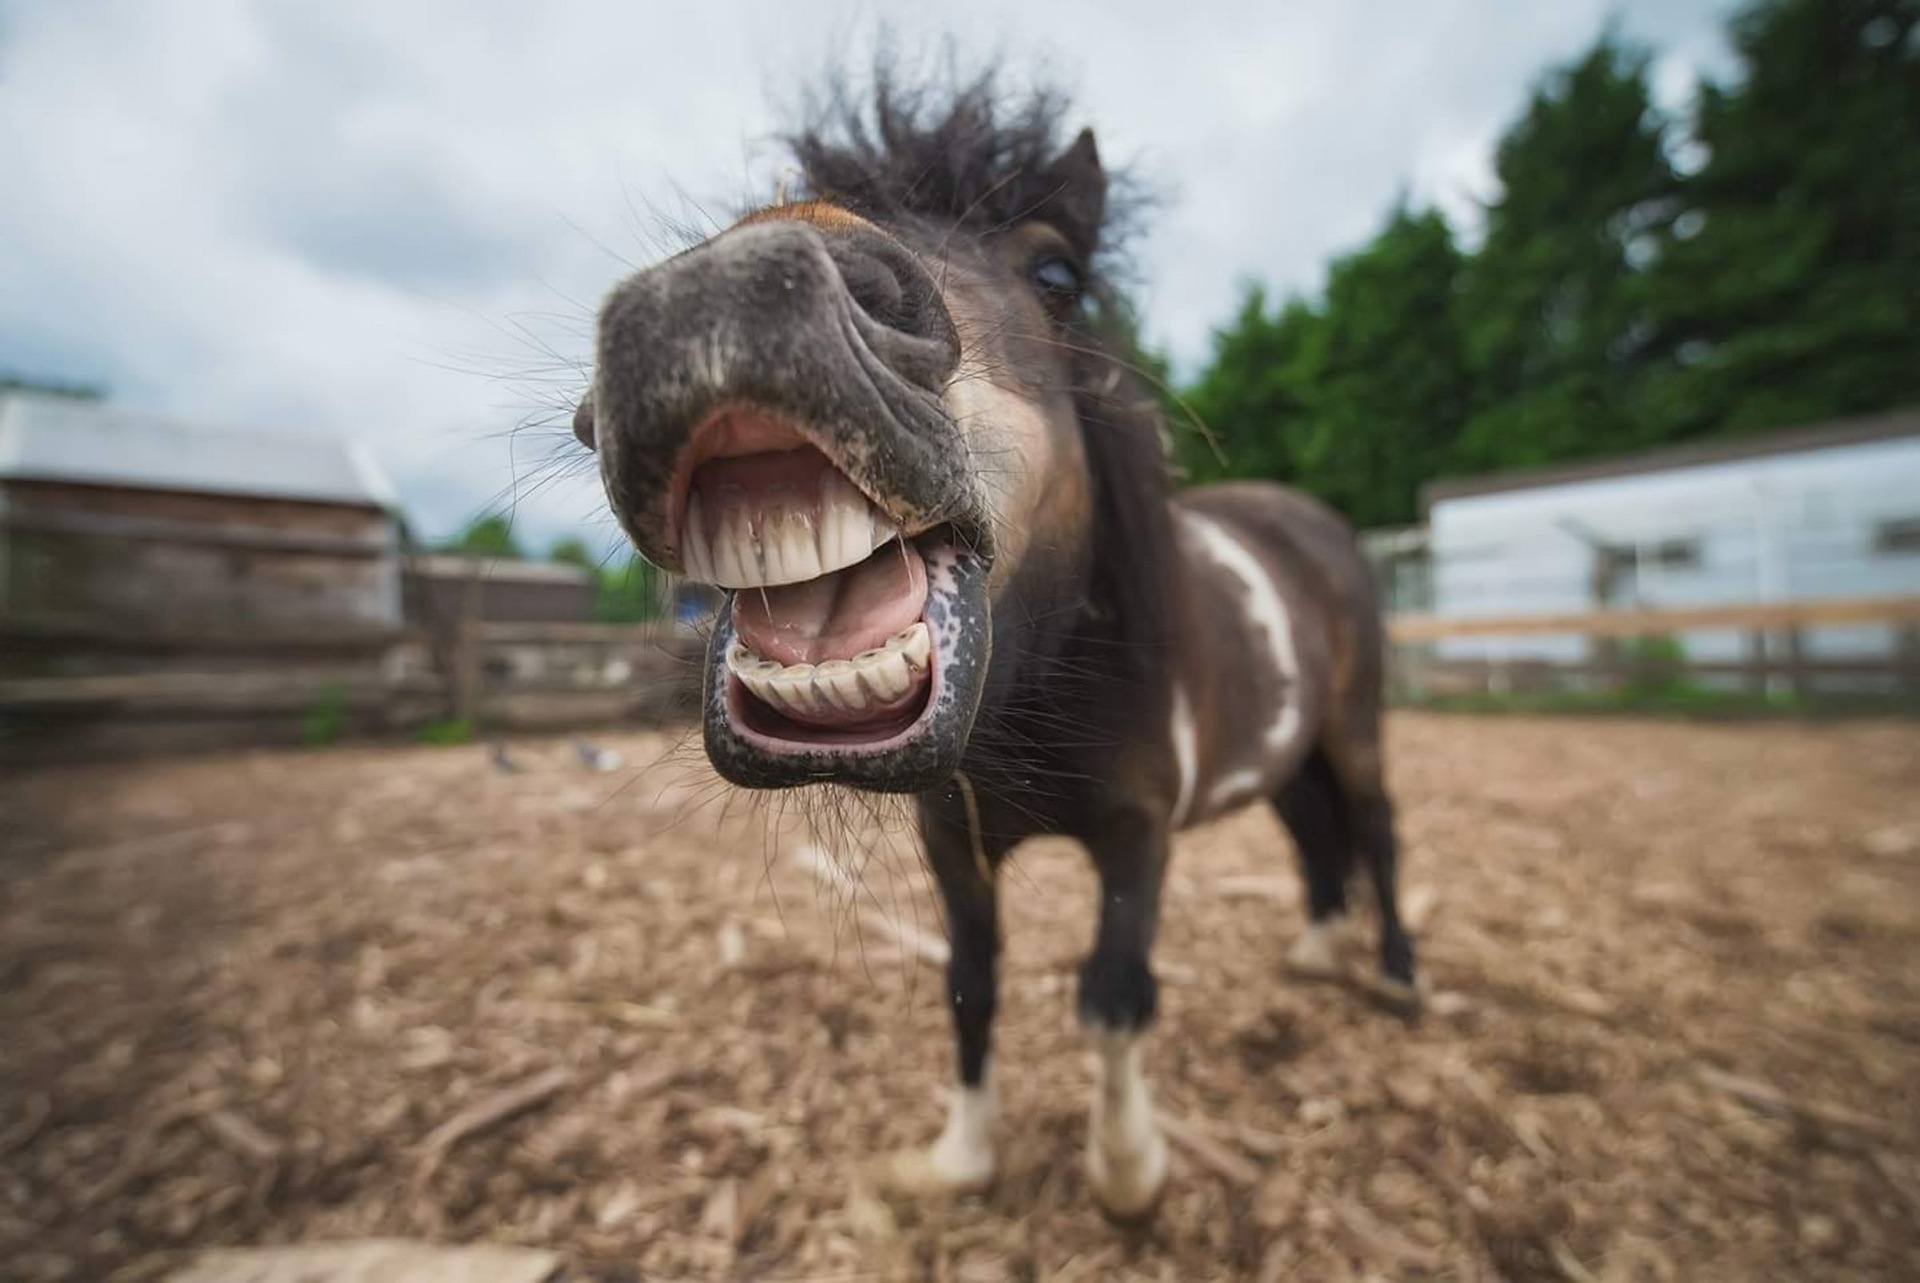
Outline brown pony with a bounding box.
[573,73,1417,1219]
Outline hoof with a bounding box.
[870,1141,995,1200]
[1285,919,1348,979]
[1087,1129,1168,1223]
[1365,972,1424,1021]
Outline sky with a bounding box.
[0,0,1734,555]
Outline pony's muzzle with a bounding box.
[583,218,968,568]
[580,214,995,790]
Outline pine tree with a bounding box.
[1178,285,1322,486]
[1644,0,1920,436]
[1299,205,1472,527]
[1455,35,1680,470]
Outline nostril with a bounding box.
[826,236,959,392]
[572,393,596,451]
[836,248,909,332]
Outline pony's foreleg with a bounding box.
[1076,810,1170,1220]
[878,790,1002,1195]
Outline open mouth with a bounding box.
[674,411,991,791]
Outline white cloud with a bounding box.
[0,0,1728,553]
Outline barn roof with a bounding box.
[405,554,592,584]
[1421,409,1920,512]
[0,389,398,510]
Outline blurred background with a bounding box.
[3,0,1916,748]
[2,2,1917,1281]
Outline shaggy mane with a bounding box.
[784,64,1139,276]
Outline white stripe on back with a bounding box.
[1181,509,1302,755]
[1169,684,1197,827]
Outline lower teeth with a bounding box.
[728,622,931,719]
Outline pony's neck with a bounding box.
[1075,386,1186,685]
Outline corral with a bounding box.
[4,713,1919,1281]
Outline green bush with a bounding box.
[1619,635,1693,698]
[299,683,349,746]
[415,718,474,746]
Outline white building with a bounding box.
[1421,411,1920,679]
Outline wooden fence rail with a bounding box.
[1386,594,1920,702]
[0,619,708,763]
[1387,593,1920,643]
[10,594,1918,759]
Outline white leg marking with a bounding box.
[1086,1030,1168,1218]
[926,1071,998,1188]
[877,1061,997,1195]
[1169,685,1198,828]
[1182,510,1302,753]
[1286,914,1349,977]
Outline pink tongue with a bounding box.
[733,541,927,665]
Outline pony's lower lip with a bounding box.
[724,629,935,741]
[725,665,934,747]
[700,539,992,792]
[720,543,939,750]
[715,610,945,760]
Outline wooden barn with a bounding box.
[0,388,424,757]
[0,389,708,759]
[0,388,402,648]
[403,554,593,628]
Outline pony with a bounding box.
[572,70,1417,1219]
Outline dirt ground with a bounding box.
[4,713,1920,1282]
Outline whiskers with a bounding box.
[625,728,954,998]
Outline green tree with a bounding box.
[1174,2,1916,519]
[1298,204,1472,527]
[1178,284,1322,486]
[1455,34,1680,471]
[1644,0,1920,437]
[595,555,666,623]
[548,536,667,622]
[440,512,524,559]
[1176,206,1469,528]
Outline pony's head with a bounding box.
[577,72,1162,791]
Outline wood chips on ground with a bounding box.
[3,713,1919,1281]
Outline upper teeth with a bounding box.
[681,470,897,589]
[727,624,933,718]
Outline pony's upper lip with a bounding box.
[680,446,903,592]
[663,403,993,577]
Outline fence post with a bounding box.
[1898,625,1920,698]
[1785,626,1808,700]
[1744,629,1769,696]
[452,620,481,727]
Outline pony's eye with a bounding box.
[1030,255,1084,301]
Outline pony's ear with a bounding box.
[1040,128,1106,258]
